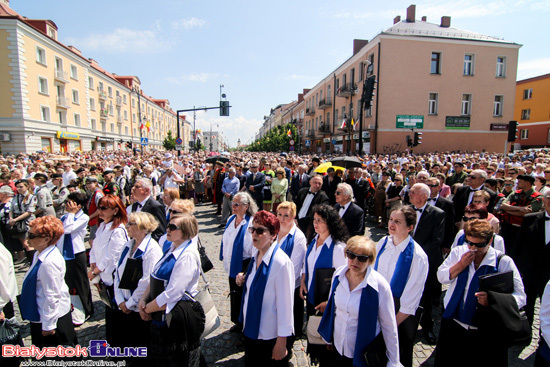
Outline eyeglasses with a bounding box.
[232,202,244,207]
[248,226,269,235]
[504,183,514,186]
[27,232,42,239]
[167,223,182,232]
[346,250,370,263]
[464,239,490,248]
[126,222,137,226]
[427,184,439,188]
[462,216,480,222]
[98,206,112,211]
[313,218,326,224]
[335,191,343,195]
[169,209,182,214]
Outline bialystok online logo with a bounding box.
[1,340,147,360]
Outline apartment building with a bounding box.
[0,1,188,154]
[261,5,520,154]
[513,73,550,148]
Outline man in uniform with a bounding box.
[102,169,121,198]
[51,173,69,218]
[33,173,56,217]
[446,162,467,187]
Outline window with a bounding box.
[88,77,94,90]
[365,105,372,117]
[461,94,471,116]
[109,103,114,116]
[108,87,113,97]
[38,77,48,95]
[463,54,474,75]
[523,89,533,100]
[124,110,128,120]
[110,123,115,132]
[367,54,374,76]
[74,113,81,127]
[496,57,506,77]
[40,106,50,122]
[431,52,441,74]
[101,121,106,132]
[72,89,79,104]
[125,126,129,135]
[350,68,355,86]
[335,79,340,91]
[521,129,529,140]
[98,82,104,92]
[429,93,438,115]
[91,119,97,130]
[70,65,77,80]
[90,98,96,111]
[133,113,136,122]
[59,111,66,124]
[493,96,503,116]
[521,109,531,120]
[133,128,137,136]
[36,47,46,65]
[123,95,127,104]
[359,62,364,82]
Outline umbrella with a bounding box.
[172,164,187,176]
[206,155,230,164]
[280,152,288,157]
[314,162,345,174]
[330,156,363,169]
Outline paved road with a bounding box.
[12,202,541,366]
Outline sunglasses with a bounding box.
[27,232,42,239]
[167,223,182,232]
[98,206,113,211]
[169,209,182,214]
[427,184,439,188]
[462,216,479,222]
[346,250,370,263]
[464,239,490,248]
[248,226,269,235]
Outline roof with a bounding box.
[517,73,550,85]
[0,3,18,16]
[382,20,519,45]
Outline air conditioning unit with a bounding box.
[367,125,375,130]
[0,133,11,142]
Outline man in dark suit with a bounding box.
[244,161,265,209]
[334,182,364,237]
[290,164,310,200]
[294,175,329,241]
[346,168,369,210]
[427,177,455,252]
[410,183,445,344]
[130,178,167,241]
[452,169,497,223]
[512,191,550,326]
[322,167,341,205]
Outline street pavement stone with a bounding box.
[10,202,541,366]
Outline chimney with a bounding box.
[440,16,451,27]
[353,39,369,55]
[68,45,82,56]
[393,15,401,24]
[421,16,427,21]
[1,0,10,6]
[406,4,416,22]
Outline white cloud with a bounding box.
[188,112,262,147]
[166,73,223,84]
[518,57,550,80]
[171,18,207,31]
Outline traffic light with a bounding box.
[363,76,376,106]
[126,141,133,149]
[414,132,422,146]
[220,101,230,116]
[406,135,413,147]
[507,121,518,142]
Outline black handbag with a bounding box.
[314,268,335,306]
[118,257,143,291]
[363,333,387,367]
[197,237,213,273]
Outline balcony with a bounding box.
[98,89,107,100]
[305,129,316,138]
[338,116,351,131]
[290,118,303,125]
[336,83,356,98]
[318,97,332,110]
[318,124,331,134]
[305,107,315,116]
[117,115,123,124]
[100,109,109,119]
[56,96,69,109]
[116,96,122,106]
[54,69,69,83]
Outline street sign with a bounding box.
[396,115,424,129]
[141,137,148,146]
[305,140,311,147]
[175,144,183,151]
[289,140,295,145]
[289,146,295,151]
[175,137,183,145]
[445,116,470,130]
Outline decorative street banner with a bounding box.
[445,116,471,130]
[396,115,424,129]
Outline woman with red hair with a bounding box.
[19,216,78,348]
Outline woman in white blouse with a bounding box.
[113,212,162,352]
[535,280,550,366]
[88,195,128,343]
[139,214,204,366]
[236,210,294,366]
[318,236,400,367]
[20,216,77,348]
[220,192,258,333]
[375,206,428,367]
[435,219,526,367]
[450,204,506,253]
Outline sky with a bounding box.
[10,0,550,147]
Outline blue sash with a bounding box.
[457,233,466,247]
[152,240,192,282]
[20,246,57,322]
[162,240,172,254]
[61,212,85,260]
[305,237,335,305]
[279,232,295,257]
[219,215,251,278]
[239,243,280,339]
[442,263,498,326]
[166,211,170,223]
[118,237,151,267]
[374,236,415,299]
[318,272,379,367]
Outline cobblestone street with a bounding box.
[11,202,541,366]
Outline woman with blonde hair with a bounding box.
[158,199,196,254]
[162,187,180,222]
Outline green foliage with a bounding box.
[246,123,297,152]
[163,130,176,150]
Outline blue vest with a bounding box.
[220,215,251,278]
[374,236,415,299]
[305,237,335,305]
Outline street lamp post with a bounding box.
[131,86,143,156]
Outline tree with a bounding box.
[163,130,176,150]
[246,123,297,152]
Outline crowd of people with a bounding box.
[1,148,550,367]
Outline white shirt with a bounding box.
[62,170,77,186]
[451,229,506,253]
[545,212,550,246]
[163,172,182,189]
[375,235,429,315]
[413,203,428,235]
[330,266,401,366]
[221,216,254,275]
[56,210,89,255]
[89,222,128,286]
[539,280,550,347]
[23,246,71,331]
[338,202,351,218]
[153,240,201,314]
[437,246,526,328]
[298,191,316,219]
[0,243,17,311]
[276,224,307,288]
[301,235,347,290]
[242,243,294,340]
[114,235,163,311]
[467,185,484,206]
